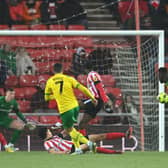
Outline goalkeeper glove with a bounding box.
[157,92,168,103]
[25,122,36,130]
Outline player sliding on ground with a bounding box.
[0,88,36,152]
[38,123,133,155]
[44,63,98,155]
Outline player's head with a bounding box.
[159,67,168,84]
[5,88,15,101]
[53,63,63,73]
[38,127,53,140]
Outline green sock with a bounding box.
[10,130,22,144]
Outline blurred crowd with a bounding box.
[0,0,88,29]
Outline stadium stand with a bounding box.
[0,25,9,30]
[49,24,66,30]
[17,100,31,113]
[19,75,38,87]
[5,75,19,88]
[11,25,29,30]
[68,25,85,30]
[39,116,61,124]
[0,88,4,96]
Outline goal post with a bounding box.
[0,30,165,151]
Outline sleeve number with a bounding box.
[55,81,64,94]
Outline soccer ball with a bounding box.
[157,92,167,103]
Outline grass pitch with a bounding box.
[0,151,167,168]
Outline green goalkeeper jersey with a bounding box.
[0,96,26,123]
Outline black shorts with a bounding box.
[70,144,75,154]
[83,98,103,118]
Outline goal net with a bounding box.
[0,30,164,151]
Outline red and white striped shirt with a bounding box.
[44,135,73,152]
[87,71,108,103]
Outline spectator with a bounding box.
[118,0,149,29]
[123,94,149,125]
[102,0,120,23]
[40,0,58,25]
[0,0,11,25]
[30,78,48,112]
[8,0,24,25]
[71,47,87,77]
[88,45,113,74]
[0,44,16,75]
[15,47,36,76]
[22,0,41,25]
[55,0,88,29]
[0,60,8,87]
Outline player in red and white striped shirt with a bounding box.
[38,127,92,154]
[38,124,133,155]
[79,62,113,135]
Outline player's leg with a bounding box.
[78,99,102,135]
[88,127,133,142]
[61,107,96,153]
[8,119,25,148]
[96,147,123,154]
[0,132,14,152]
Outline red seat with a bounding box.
[89,116,101,125]
[37,74,51,84]
[104,87,122,99]
[62,62,72,74]
[101,75,116,87]
[5,75,19,87]
[49,24,66,30]
[14,88,25,99]
[26,116,39,123]
[73,37,93,48]
[42,49,62,61]
[19,75,38,87]
[0,88,4,96]
[0,25,9,30]
[74,89,88,100]
[77,75,87,86]
[17,100,31,113]
[48,100,58,110]
[30,24,48,30]
[35,62,51,74]
[60,49,74,61]
[24,87,37,99]
[40,116,61,124]
[68,25,85,30]
[11,25,29,30]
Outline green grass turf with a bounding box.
[0,151,168,168]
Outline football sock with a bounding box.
[70,128,89,146]
[10,130,22,144]
[0,133,7,146]
[69,128,81,149]
[96,147,118,154]
[105,132,125,140]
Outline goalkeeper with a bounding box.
[157,67,168,103]
[0,88,35,151]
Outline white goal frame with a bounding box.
[0,30,165,151]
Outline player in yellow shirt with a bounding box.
[45,63,97,154]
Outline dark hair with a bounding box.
[38,127,47,140]
[159,67,168,83]
[5,88,14,92]
[53,63,63,73]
